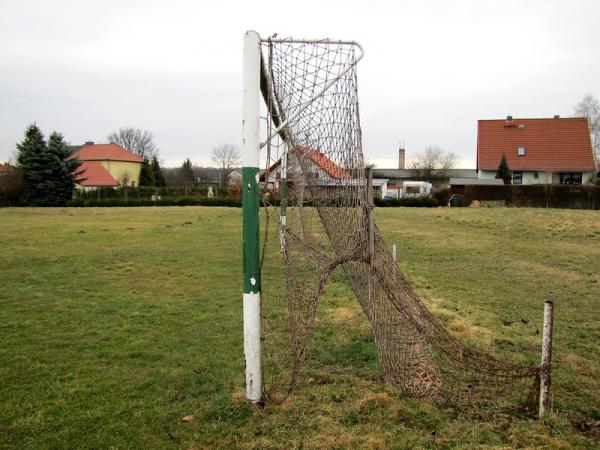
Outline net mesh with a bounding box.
[259,38,542,412]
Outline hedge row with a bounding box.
[462,184,600,210]
[66,197,241,207]
[374,196,438,207]
[65,196,440,208]
[74,186,229,200]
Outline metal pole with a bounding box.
[539,300,554,418]
[366,167,374,266]
[366,167,374,304]
[279,143,288,253]
[242,30,262,403]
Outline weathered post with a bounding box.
[279,144,288,253]
[366,167,374,266]
[242,30,262,403]
[539,300,554,418]
[392,243,397,263]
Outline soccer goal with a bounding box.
[241,30,365,403]
[242,30,551,416]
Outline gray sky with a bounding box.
[1,0,599,168]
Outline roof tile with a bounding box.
[301,148,351,179]
[477,117,596,172]
[78,161,119,186]
[72,144,144,163]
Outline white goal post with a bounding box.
[241,30,364,403]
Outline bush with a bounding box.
[228,183,241,199]
[65,197,242,208]
[374,196,438,207]
[0,167,26,207]
[432,188,450,206]
[66,198,85,207]
[73,186,230,200]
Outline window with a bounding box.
[517,146,525,156]
[512,171,523,184]
[559,172,582,185]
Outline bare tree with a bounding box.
[108,127,158,159]
[409,146,458,180]
[210,143,240,187]
[574,93,600,160]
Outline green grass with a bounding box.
[0,206,599,449]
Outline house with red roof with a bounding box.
[70,142,144,189]
[477,116,597,185]
[261,147,351,189]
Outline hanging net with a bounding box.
[259,37,542,413]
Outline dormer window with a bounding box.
[517,146,525,156]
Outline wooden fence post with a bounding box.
[539,300,554,418]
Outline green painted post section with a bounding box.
[243,167,261,293]
[279,179,287,217]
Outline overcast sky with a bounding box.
[1,0,599,168]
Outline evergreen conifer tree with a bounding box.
[495,154,512,184]
[16,124,60,205]
[181,158,195,186]
[47,131,82,204]
[151,156,166,187]
[138,159,155,186]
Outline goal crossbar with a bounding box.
[258,37,364,150]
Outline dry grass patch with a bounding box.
[512,259,586,283]
[325,303,362,324]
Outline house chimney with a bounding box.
[506,115,513,121]
[553,115,560,119]
[398,147,406,169]
[85,141,94,145]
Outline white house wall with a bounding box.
[478,170,595,185]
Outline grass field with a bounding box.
[1,206,599,449]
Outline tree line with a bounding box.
[2,123,242,206]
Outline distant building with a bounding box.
[0,163,15,177]
[372,145,478,188]
[372,168,478,188]
[70,142,144,189]
[377,179,432,199]
[260,148,350,190]
[227,169,242,185]
[261,148,446,199]
[477,116,597,185]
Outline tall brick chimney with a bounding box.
[398,147,406,169]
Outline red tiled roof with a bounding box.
[301,148,351,179]
[78,161,119,186]
[72,143,144,163]
[0,163,12,174]
[477,117,597,172]
[259,159,282,182]
[259,148,352,181]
